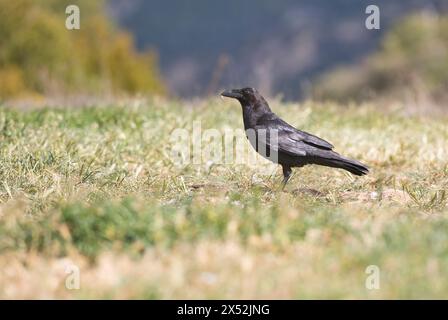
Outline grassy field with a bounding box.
[0,97,447,299]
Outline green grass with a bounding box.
[0,98,447,298]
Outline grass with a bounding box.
[0,97,447,298]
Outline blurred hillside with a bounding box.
[0,0,165,100]
[315,12,448,108]
[110,0,448,99]
[3,1,448,103]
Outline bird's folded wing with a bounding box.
[257,115,334,150]
[253,128,307,156]
[288,130,334,150]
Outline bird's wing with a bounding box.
[256,114,334,152]
[287,129,334,150]
[253,125,307,157]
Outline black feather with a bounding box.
[221,87,369,186]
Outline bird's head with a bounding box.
[221,87,262,105]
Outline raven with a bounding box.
[221,87,369,188]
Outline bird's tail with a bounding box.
[313,152,369,176]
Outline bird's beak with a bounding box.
[221,89,243,99]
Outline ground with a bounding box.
[0,98,447,298]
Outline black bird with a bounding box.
[221,87,369,188]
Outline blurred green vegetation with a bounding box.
[315,13,448,104]
[0,0,165,99]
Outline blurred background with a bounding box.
[2,0,448,107]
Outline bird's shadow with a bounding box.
[189,182,326,198]
[289,187,326,197]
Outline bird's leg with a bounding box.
[281,165,292,190]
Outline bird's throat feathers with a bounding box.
[241,100,271,128]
